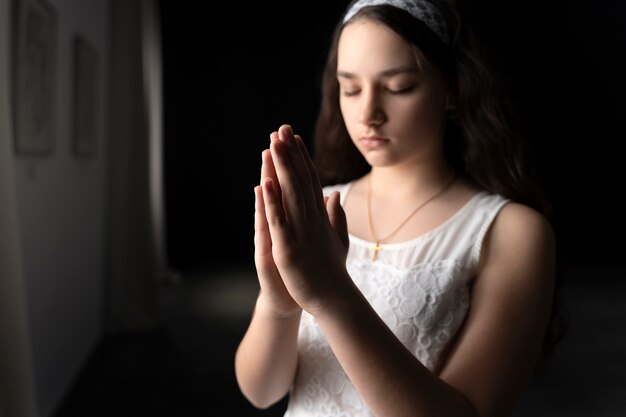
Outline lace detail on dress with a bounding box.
[350,259,471,369]
[286,259,471,417]
[283,186,509,417]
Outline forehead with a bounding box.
[337,19,419,73]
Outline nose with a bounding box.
[358,88,386,127]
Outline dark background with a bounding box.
[161,0,626,275]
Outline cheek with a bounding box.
[389,99,426,130]
[339,97,352,119]
[395,95,446,131]
[339,98,359,133]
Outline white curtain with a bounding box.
[0,0,39,415]
[142,0,172,286]
[106,0,172,333]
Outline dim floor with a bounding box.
[54,264,626,417]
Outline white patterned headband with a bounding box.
[342,0,450,46]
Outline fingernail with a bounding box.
[279,124,292,142]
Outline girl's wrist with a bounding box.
[255,291,302,321]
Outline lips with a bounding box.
[359,136,389,149]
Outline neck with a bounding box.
[368,161,455,200]
[365,163,457,259]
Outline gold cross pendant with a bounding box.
[371,241,381,261]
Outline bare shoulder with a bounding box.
[479,201,555,288]
[491,202,554,253]
[440,201,557,417]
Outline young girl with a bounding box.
[235,0,559,416]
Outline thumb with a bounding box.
[325,191,349,250]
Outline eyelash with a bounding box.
[389,86,415,95]
[341,86,415,97]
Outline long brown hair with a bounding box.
[312,0,567,371]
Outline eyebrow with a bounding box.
[336,66,420,79]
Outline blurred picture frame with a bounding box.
[71,34,99,158]
[13,0,58,155]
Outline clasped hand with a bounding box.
[254,124,350,317]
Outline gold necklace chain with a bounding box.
[366,172,456,261]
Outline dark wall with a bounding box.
[161,0,626,274]
[161,0,348,273]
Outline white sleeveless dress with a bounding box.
[283,182,510,417]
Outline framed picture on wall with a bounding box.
[71,34,99,158]
[13,0,58,155]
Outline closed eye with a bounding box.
[341,89,361,97]
[387,85,416,95]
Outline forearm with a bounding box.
[316,280,477,417]
[235,296,301,409]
